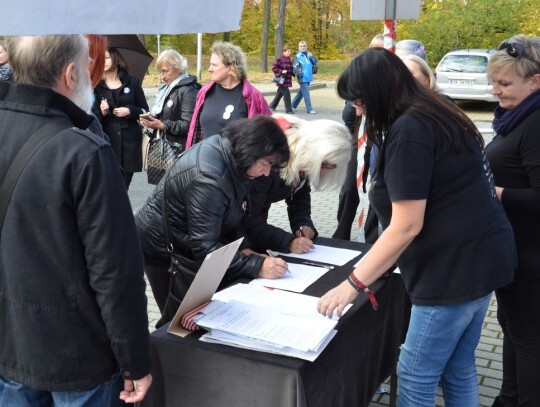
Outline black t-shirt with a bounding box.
[199,82,248,137]
[485,108,540,253]
[369,114,516,306]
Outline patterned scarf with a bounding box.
[492,90,540,136]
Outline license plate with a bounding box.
[449,79,474,86]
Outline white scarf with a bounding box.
[151,73,187,116]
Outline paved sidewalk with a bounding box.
[130,82,502,406]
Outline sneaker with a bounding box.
[308,110,317,114]
[292,107,297,112]
[286,111,294,114]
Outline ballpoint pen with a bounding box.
[266,250,291,273]
[298,226,305,237]
[302,261,334,270]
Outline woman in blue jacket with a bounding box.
[292,41,318,114]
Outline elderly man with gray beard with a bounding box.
[0,35,151,406]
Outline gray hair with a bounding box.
[395,39,427,62]
[273,113,352,191]
[211,41,247,81]
[487,34,540,80]
[402,54,441,92]
[6,35,88,88]
[156,49,188,73]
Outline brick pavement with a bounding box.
[129,82,501,406]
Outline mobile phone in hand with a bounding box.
[139,113,155,121]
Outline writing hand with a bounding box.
[295,225,316,240]
[288,237,314,254]
[259,257,289,279]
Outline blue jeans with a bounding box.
[397,293,491,407]
[292,82,313,112]
[0,371,125,407]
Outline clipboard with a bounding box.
[167,237,243,337]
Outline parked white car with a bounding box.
[435,49,498,102]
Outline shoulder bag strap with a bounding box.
[161,151,186,253]
[0,122,67,235]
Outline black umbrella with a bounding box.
[106,35,154,82]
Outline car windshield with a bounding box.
[438,55,488,73]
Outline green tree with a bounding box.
[399,0,523,65]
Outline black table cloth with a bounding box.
[140,238,411,407]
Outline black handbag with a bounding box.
[312,64,318,75]
[156,160,202,328]
[146,134,182,185]
[292,59,303,78]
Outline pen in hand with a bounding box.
[266,250,290,273]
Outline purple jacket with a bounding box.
[272,55,293,88]
[186,79,271,148]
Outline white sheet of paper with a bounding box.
[196,300,337,352]
[199,329,338,362]
[248,263,328,292]
[278,244,361,266]
[213,283,351,321]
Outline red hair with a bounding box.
[85,35,108,88]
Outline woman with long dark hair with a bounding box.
[317,48,517,407]
[93,47,148,189]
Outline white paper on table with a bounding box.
[249,263,328,292]
[212,283,351,321]
[277,244,361,266]
[199,329,338,362]
[195,300,337,352]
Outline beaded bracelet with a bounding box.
[347,273,379,310]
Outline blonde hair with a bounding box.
[369,34,384,48]
[273,113,352,191]
[402,54,441,92]
[488,34,540,80]
[211,41,247,81]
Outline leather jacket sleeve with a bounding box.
[162,85,198,139]
[177,172,262,280]
[286,181,319,238]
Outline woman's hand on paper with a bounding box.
[317,280,358,318]
[259,257,289,279]
[288,237,314,254]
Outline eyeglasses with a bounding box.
[321,161,337,169]
[498,41,537,63]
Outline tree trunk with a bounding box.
[274,0,288,59]
[223,32,230,42]
[259,0,272,72]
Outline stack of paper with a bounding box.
[194,284,351,361]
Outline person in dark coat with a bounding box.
[269,44,294,113]
[139,49,199,151]
[135,116,290,323]
[244,113,352,254]
[93,47,149,189]
[485,34,540,407]
[0,34,151,405]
